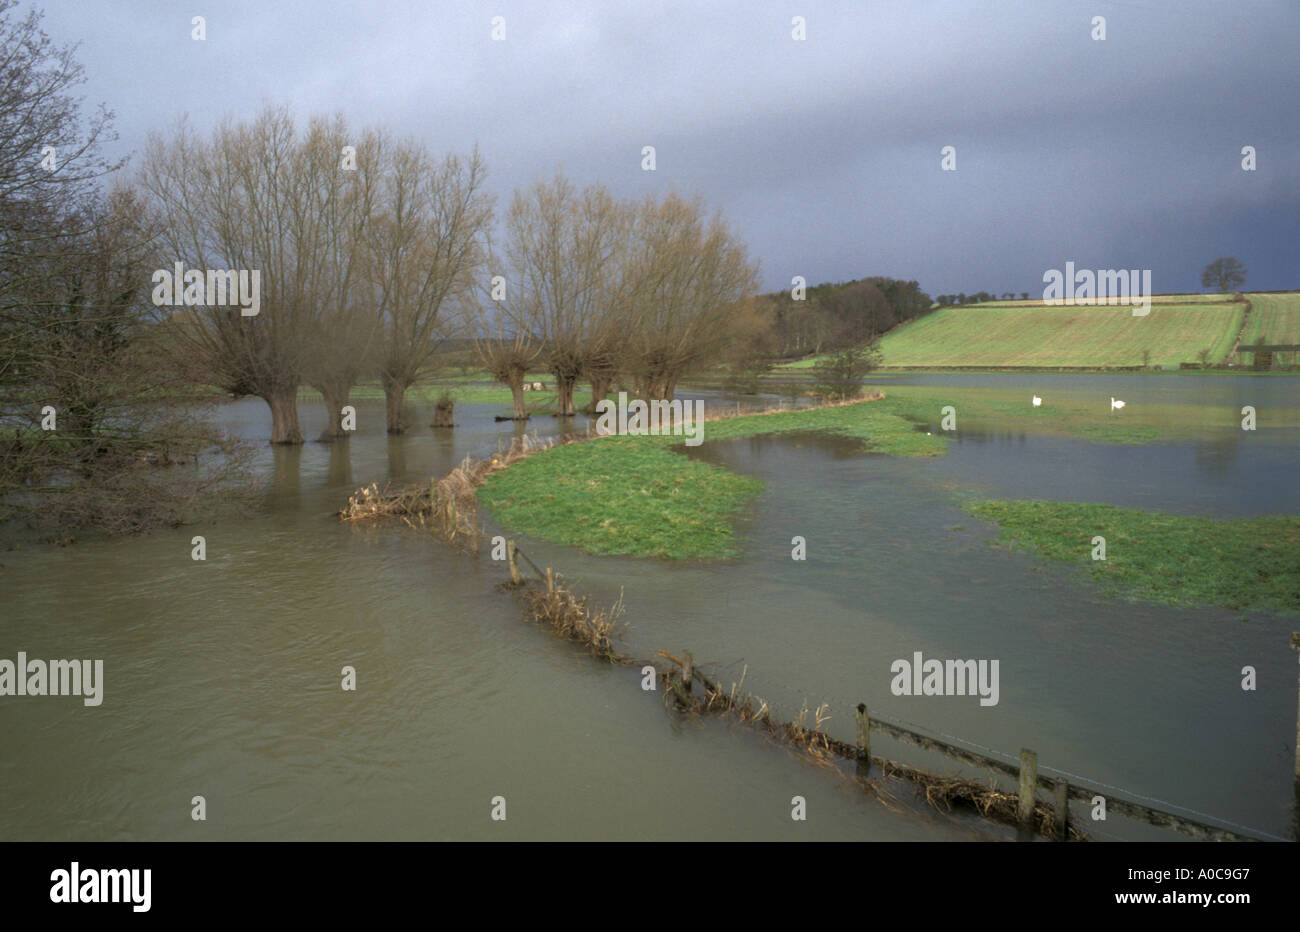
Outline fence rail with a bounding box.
[500,537,1294,842]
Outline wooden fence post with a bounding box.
[545,567,555,594]
[1018,748,1038,827]
[506,540,522,585]
[1053,779,1069,841]
[671,651,693,708]
[855,703,871,777]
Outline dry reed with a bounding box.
[654,650,1084,840]
[518,582,628,662]
[338,434,562,551]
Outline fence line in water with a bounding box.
[504,540,1287,842]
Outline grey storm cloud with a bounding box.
[41,0,1300,295]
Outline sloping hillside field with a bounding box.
[1237,293,1300,367]
[877,300,1245,368]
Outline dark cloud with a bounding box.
[39,0,1300,294]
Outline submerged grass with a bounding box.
[963,499,1300,614]
[477,395,946,559]
[874,385,1253,445]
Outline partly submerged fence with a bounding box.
[342,418,1295,843]
[502,539,1290,843]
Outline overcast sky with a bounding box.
[38,0,1300,295]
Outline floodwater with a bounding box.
[2,374,1297,841]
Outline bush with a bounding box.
[813,342,882,400]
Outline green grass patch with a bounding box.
[963,499,1300,614]
[477,436,764,560]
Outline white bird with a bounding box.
[1110,397,1126,411]
[1031,395,1042,407]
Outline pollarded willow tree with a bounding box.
[475,331,542,421]
[367,143,492,433]
[502,175,631,418]
[622,192,760,400]
[140,106,361,444]
[301,121,387,442]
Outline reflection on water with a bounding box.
[3,374,1297,841]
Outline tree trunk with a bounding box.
[509,376,527,420]
[586,376,611,414]
[316,385,349,442]
[556,374,577,417]
[431,400,454,428]
[382,377,407,434]
[266,390,304,445]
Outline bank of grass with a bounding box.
[963,499,1300,614]
[478,435,764,559]
[697,395,948,456]
[478,396,946,559]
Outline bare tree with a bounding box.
[0,3,252,533]
[622,192,759,400]
[0,0,124,383]
[140,106,365,444]
[368,144,492,433]
[475,331,541,421]
[298,121,388,441]
[502,175,629,417]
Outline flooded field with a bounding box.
[3,374,1297,841]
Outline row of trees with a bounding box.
[141,109,492,443]
[140,112,765,439]
[482,177,760,420]
[757,277,933,358]
[0,1,924,532]
[934,291,1029,306]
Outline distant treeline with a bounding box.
[934,291,1031,306]
[756,277,934,358]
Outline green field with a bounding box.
[1237,293,1300,367]
[964,500,1300,614]
[873,300,1245,368]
